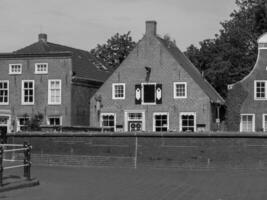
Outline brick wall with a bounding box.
[0,56,72,128]
[7,132,267,169]
[90,33,212,132]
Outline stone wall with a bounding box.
[7,132,267,169]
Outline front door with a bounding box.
[125,111,145,132]
[0,115,10,143]
[128,121,142,132]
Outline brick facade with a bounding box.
[227,33,267,132]
[0,34,109,133]
[90,21,224,132]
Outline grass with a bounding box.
[1,166,267,200]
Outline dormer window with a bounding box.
[9,64,22,74]
[112,83,125,99]
[35,63,48,74]
[254,80,267,100]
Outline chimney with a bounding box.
[145,21,157,36]
[38,33,47,42]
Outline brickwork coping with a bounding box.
[7,131,267,138]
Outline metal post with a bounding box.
[0,146,3,186]
[134,134,138,169]
[23,142,31,180]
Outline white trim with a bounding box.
[263,114,267,132]
[112,83,125,100]
[240,113,255,132]
[35,63,48,74]
[258,47,267,50]
[21,80,35,105]
[48,79,62,105]
[173,82,187,99]
[124,110,145,132]
[0,80,9,105]
[47,116,62,126]
[153,112,169,132]
[179,112,196,132]
[100,113,116,131]
[254,80,267,100]
[9,64,22,75]
[0,114,11,133]
[141,82,156,105]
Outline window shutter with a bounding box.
[135,84,141,104]
[156,84,162,104]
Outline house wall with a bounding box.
[71,82,98,126]
[0,56,72,131]
[90,35,212,131]
[228,49,267,131]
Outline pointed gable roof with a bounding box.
[157,37,224,104]
[13,34,111,82]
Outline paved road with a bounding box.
[1,166,267,200]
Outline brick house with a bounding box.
[0,33,110,133]
[90,21,224,132]
[227,33,267,132]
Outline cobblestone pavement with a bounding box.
[1,166,267,200]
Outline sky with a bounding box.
[0,0,237,52]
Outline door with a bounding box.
[125,111,145,132]
[0,127,7,143]
[128,121,142,132]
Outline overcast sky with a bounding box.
[0,0,236,52]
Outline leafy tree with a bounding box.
[90,32,136,69]
[185,0,267,97]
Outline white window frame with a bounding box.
[48,79,62,105]
[35,63,48,74]
[47,116,62,126]
[9,64,22,75]
[21,80,35,105]
[16,116,30,132]
[263,114,267,132]
[174,82,187,99]
[0,80,9,105]
[112,83,125,100]
[100,113,116,131]
[240,114,255,132]
[179,112,196,132]
[0,114,11,133]
[153,112,169,132]
[254,80,267,100]
[141,83,156,105]
[124,110,145,132]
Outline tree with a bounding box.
[185,0,267,97]
[90,32,136,69]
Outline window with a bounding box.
[153,113,169,132]
[47,116,62,126]
[174,82,187,98]
[254,80,267,100]
[240,114,255,132]
[142,83,156,104]
[100,113,116,131]
[135,84,162,105]
[22,80,34,105]
[263,114,267,132]
[0,81,9,105]
[35,63,48,74]
[112,83,125,99]
[48,80,61,105]
[9,64,22,74]
[180,112,196,132]
[17,117,30,132]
